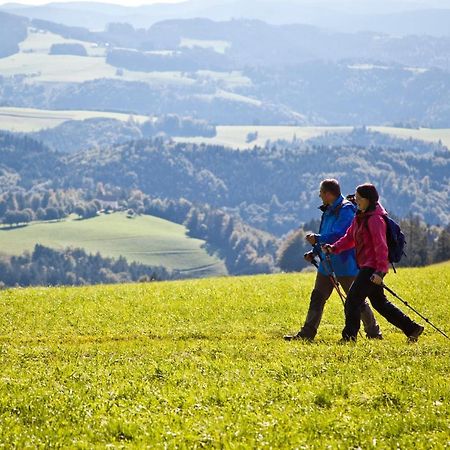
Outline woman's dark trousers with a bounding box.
[299,272,381,339]
[342,267,417,340]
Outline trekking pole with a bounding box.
[311,244,346,307]
[382,283,450,341]
[324,253,347,307]
[316,246,363,339]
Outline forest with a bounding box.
[0,130,449,285]
[0,244,174,288]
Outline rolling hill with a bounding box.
[0,212,227,277]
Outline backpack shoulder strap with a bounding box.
[333,199,354,216]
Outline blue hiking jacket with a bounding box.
[312,195,359,277]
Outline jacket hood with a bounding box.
[360,202,387,218]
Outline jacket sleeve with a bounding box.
[330,219,356,254]
[316,204,355,244]
[367,215,389,273]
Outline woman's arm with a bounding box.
[316,204,355,244]
[329,219,356,254]
[367,215,389,273]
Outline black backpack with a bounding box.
[383,215,406,272]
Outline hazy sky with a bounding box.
[0,0,185,5]
[1,0,449,8]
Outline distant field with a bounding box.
[174,125,450,149]
[0,51,195,85]
[20,28,106,57]
[0,107,150,132]
[0,212,227,277]
[1,107,449,148]
[370,126,450,148]
[0,28,250,91]
[0,28,195,84]
[0,263,448,447]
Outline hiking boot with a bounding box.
[367,333,383,340]
[407,324,424,343]
[283,332,313,342]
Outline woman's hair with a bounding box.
[356,183,379,212]
[320,179,341,197]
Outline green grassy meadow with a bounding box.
[0,263,449,447]
[0,212,226,277]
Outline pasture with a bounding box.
[0,27,250,90]
[0,212,226,277]
[0,263,448,447]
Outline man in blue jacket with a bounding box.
[284,179,382,341]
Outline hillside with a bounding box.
[0,212,227,277]
[0,106,149,133]
[1,130,449,232]
[63,137,450,228]
[0,263,448,446]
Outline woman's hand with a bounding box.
[322,244,333,254]
[370,273,384,285]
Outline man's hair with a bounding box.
[320,179,341,197]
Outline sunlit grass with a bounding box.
[0,263,448,447]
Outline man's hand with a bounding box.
[370,273,384,285]
[303,251,315,263]
[322,244,333,254]
[305,233,316,245]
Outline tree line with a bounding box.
[277,217,450,273]
[0,189,86,225]
[141,196,278,275]
[0,244,175,288]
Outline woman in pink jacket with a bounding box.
[323,183,424,342]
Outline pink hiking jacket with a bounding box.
[331,203,389,274]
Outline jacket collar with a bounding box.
[318,194,345,213]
